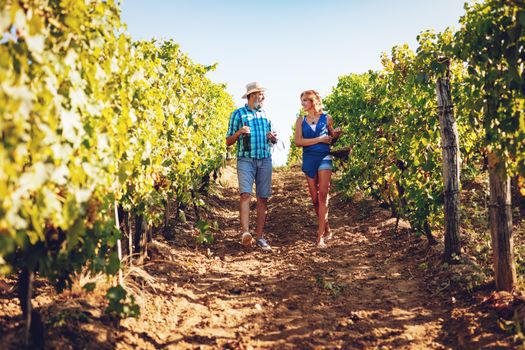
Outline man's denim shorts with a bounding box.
[237,157,272,198]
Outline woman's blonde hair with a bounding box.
[300,90,323,114]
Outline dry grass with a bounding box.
[120,257,158,308]
[64,254,158,312]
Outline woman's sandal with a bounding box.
[316,237,327,248]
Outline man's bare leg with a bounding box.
[240,192,252,246]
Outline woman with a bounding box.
[294,90,341,248]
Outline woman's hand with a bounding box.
[318,135,333,144]
[331,127,342,138]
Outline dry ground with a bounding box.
[0,166,519,349]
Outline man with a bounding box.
[226,82,277,251]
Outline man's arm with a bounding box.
[226,129,243,146]
[266,119,277,143]
[226,110,251,146]
[225,110,241,146]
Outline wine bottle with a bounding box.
[242,120,251,152]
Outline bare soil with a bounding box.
[0,166,519,349]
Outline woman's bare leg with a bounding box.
[305,175,319,213]
[305,175,322,243]
[305,174,331,242]
[317,169,332,247]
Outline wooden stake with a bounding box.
[488,161,516,291]
[436,76,461,262]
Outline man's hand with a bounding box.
[240,125,251,134]
[226,125,250,147]
[267,131,277,144]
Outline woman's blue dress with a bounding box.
[301,113,330,179]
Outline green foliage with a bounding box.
[82,282,97,292]
[453,0,525,177]
[195,219,214,245]
[286,109,305,166]
[322,0,524,236]
[0,0,233,302]
[47,309,91,328]
[287,118,302,166]
[105,285,140,320]
[315,274,345,299]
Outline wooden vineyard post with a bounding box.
[436,76,461,262]
[487,155,516,291]
[134,214,149,264]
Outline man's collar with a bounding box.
[244,103,263,112]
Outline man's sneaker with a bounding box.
[241,232,253,247]
[256,238,272,251]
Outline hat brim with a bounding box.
[242,88,266,99]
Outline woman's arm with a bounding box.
[294,117,331,147]
[326,114,342,143]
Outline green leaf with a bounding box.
[82,282,96,292]
[106,252,120,275]
[518,11,525,27]
[196,219,209,233]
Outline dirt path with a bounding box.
[106,166,453,350]
[2,166,483,349]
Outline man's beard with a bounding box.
[254,101,263,110]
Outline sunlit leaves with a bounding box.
[0,0,234,294]
[324,0,524,239]
[455,0,525,175]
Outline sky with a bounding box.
[120,0,467,166]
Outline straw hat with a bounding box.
[242,82,266,99]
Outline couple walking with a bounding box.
[225,82,341,251]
